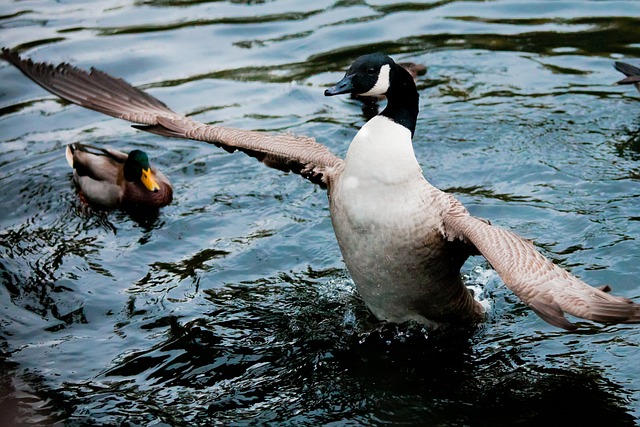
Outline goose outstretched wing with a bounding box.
[443,196,640,330]
[1,48,343,187]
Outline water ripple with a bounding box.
[2,0,640,425]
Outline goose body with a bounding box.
[65,143,172,209]
[329,118,481,326]
[326,54,483,326]
[3,48,639,331]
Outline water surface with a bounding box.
[1,0,640,425]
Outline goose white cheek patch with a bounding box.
[360,64,390,96]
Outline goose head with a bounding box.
[325,52,396,97]
[325,52,420,136]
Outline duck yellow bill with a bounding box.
[141,168,160,192]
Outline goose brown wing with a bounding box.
[443,196,640,330]
[614,61,640,88]
[1,48,343,187]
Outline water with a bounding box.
[1,0,640,425]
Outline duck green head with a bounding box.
[124,150,160,192]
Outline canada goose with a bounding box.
[65,143,173,209]
[614,61,640,93]
[2,48,639,331]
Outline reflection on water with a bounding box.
[1,0,640,425]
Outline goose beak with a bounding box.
[141,167,160,192]
[325,74,354,96]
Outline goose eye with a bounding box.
[366,68,376,75]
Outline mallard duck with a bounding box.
[614,61,640,94]
[3,48,639,331]
[65,143,172,209]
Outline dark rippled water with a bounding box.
[2,1,640,425]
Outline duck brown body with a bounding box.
[66,143,172,210]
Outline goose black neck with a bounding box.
[380,64,419,137]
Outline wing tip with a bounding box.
[530,302,578,331]
[614,61,640,76]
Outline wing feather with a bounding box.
[614,61,640,89]
[1,48,343,187]
[443,197,640,330]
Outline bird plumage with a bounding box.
[3,47,639,331]
[64,143,172,209]
[614,61,640,93]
